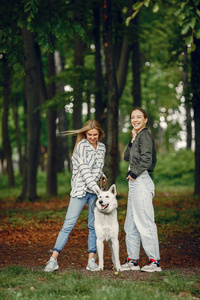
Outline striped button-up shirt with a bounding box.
[70,139,106,198]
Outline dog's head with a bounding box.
[96,184,118,214]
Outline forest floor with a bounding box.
[0,193,199,280]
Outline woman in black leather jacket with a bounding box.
[121,107,162,273]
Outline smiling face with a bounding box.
[131,109,147,134]
[86,128,99,147]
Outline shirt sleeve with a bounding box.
[124,141,133,162]
[73,143,100,192]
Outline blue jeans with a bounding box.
[53,192,97,254]
[124,171,160,261]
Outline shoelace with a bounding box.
[125,259,139,266]
[147,259,160,267]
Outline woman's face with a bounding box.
[131,109,147,133]
[86,128,99,146]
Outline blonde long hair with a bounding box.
[61,119,105,152]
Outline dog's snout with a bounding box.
[99,200,103,205]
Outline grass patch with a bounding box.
[0,266,199,300]
[0,171,72,199]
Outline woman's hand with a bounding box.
[131,129,137,142]
[103,178,107,186]
[126,175,135,182]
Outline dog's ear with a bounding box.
[109,184,117,196]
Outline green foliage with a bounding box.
[154,149,195,187]
[126,0,200,52]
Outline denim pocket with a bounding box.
[141,175,155,197]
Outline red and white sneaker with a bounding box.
[121,258,140,271]
[141,259,162,272]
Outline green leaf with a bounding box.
[125,16,131,26]
[126,10,138,25]
[181,1,188,10]
[191,43,196,52]
[196,9,200,17]
[194,28,200,39]
[24,4,32,13]
[144,0,151,8]
[32,4,38,13]
[174,8,182,17]
[152,3,159,13]
[43,43,50,53]
[190,17,196,29]
[185,35,193,45]
[193,0,200,5]
[122,7,128,14]
[132,1,143,10]
[188,43,196,53]
[27,15,32,22]
[13,63,20,71]
[181,23,190,35]
[24,1,31,8]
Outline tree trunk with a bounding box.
[21,28,41,201]
[183,47,192,149]
[103,0,119,187]
[191,38,200,195]
[73,32,85,147]
[117,37,131,99]
[131,15,141,107]
[93,3,104,126]
[46,51,57,196]
[12,100,23,175]
[55,50,70,172]
[2,55,15,187]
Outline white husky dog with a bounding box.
[94,184,121,271]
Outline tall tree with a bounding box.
[103,0,119,187]
[93,2,104,126]
[131,14,141,107]
[191,38,200,195]
[2,55,15,187]
[46,49,57,196]
[55,50,71,172]
[20,28,41,201]
[182,47,192,150]
[12,99,23,175]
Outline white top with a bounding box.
[70,139,106,198]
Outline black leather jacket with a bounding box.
[124,128,157,180]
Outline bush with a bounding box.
[154,149,194,187]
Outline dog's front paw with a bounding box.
[115,266,123,272]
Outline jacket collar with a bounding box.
[137,128,148,136]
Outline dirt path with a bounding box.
[0,196,199,278]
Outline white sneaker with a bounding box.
[86,258,100,271]
[141,259,162,272]
[44,257,59,272]
[121,259,140,271]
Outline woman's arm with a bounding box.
[128,133,154,179]
[73,143,102,193]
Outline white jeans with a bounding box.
[124,171,160,261]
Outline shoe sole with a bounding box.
[120,267,140,272]
[44,266,59,272]
[141,267,162,273]
[86,267,100,271]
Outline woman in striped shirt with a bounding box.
[44,120,106,272]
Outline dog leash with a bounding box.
[91,177,106,213]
